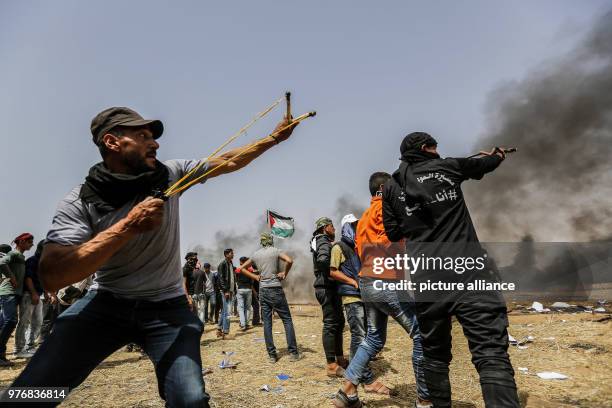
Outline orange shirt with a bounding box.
[356,196,403,279]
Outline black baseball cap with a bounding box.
[91,107,164,145]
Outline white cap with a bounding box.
[341,213,358,226]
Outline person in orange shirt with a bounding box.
[334,172,431,408]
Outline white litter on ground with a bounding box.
[537,372,569,380]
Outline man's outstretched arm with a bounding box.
[205,117,297,179]
[39,197,165,292]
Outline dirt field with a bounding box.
[0,305,611,407]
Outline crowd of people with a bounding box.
[0,106,520,408]
[0,235,91,367]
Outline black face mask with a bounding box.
[79,160,169,213]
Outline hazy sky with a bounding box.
[1,1,610,255]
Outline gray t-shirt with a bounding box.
[46,159,208,301]
[250,246,283,289]
[203,270,214,294]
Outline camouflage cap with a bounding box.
[315,217,333,230]
[260,232,274,247]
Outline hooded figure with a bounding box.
[333,215,362,298]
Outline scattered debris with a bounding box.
[260,384,271,392]
[551,302,571,309]
[569,343,607,354]
[509,334,534,347]
[530,302,544,312]
[542,337,556,341]
[597,299,608,306]
[593,307,607,313]
[537,372,568,380]
[276,373,291,381]
[530,302,551,313]
[219,351,237,369]
[253,337,265,343]
[518,367,529,373]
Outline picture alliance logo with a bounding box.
[371,253,488,275]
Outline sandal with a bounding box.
[363,380,394,396]
[332,390,362,408]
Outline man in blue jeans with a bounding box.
[217,248,235,338]
[237,233,301,363]
[334,172,431,408]
[5,106,297,407]
[235,256,253,330]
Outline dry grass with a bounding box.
[0,305,611,407]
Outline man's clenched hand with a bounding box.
[125,197,165,233]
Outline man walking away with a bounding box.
[15,240,45,358]
[217,249,235,338]
[192,259,206,324]
[0,233,34,366]
[238,233,300,363]
[200,263,215,323]
[235,257,254,330]
[383,132,519,408]
[311,218,347,377]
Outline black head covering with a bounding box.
[400,132,438,161]
[394,132,440,207]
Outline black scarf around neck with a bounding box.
[79,161,169,213]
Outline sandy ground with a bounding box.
[0,305,611,408]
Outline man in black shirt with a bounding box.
[383,132,519,408]
[311,217,347,377]
[182,252,198,312]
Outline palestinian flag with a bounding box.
[267,210,295,239]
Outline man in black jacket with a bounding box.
[382,132,519,408]
[311,217,347,377]
[182,252,198,312]
[216,248,235,338]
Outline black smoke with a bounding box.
[465,11,612,242]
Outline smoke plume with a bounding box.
[188,195,365,303]
[465,11,612,241]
